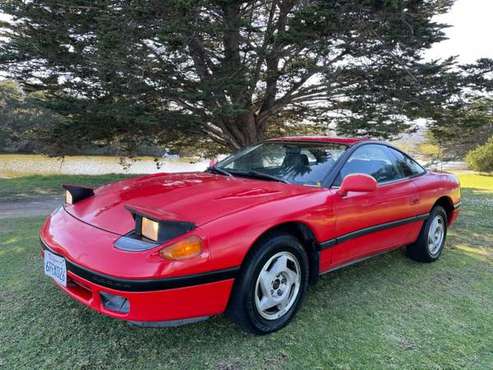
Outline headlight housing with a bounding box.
[136,216,195,244]
[63,184,94,205]
[114,205,197,252]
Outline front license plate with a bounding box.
[44,249,67,287]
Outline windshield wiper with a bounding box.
[207,166,233,177]
[230,170,289,184]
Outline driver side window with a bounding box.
[334,144,402,186]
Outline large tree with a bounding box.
[428,58,493,159]
[0,80,62,153]
[1,0,460,154]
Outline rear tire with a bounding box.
[227,233,309,334]
[407,206,448,263]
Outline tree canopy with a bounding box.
[1,0,490,155]
[0,80,62,153]
[428,59,493,159]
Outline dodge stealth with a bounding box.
[40,137,461,334]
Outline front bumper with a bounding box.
[39,207,238,323]
[41,240,235,322]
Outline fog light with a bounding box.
[100,292,130,313]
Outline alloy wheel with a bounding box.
[254,251,301,320]
[428,214,445,256]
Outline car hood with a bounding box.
[64,172,319,235]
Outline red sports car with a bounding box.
[40,137,461,334]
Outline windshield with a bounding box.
[216,141,348,186]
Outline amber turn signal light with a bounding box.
[160,236,203,260]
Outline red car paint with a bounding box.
[39,137,460,324]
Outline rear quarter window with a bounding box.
[387,148,425,177]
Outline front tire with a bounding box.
[407,206,448,262]
[227,233,309,334]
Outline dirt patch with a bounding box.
[0,196,61,219]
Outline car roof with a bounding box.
[266,136,369,145]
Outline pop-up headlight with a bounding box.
[114,206,196,252]
[63,184,95,205]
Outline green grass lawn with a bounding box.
[0,174,134,201]
[0,173,492,369]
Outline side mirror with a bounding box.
[337,174,377,197]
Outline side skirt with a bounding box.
[320,248,401,275]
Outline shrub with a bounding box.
[466,137,493,172]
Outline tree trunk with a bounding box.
[222,109,265,149]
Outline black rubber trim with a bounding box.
[40,239,239,292]
[319,213,429,250]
